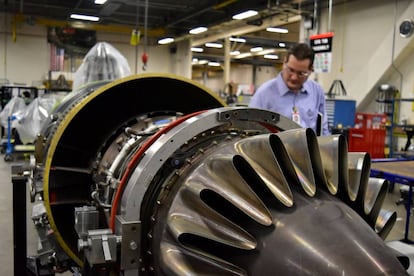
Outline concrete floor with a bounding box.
[1,155,414,275]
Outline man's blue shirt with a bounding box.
[249,73,330,135]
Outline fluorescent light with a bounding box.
[229,37,246,43]
[208,61,221,66]
[198,60,208,64]
[250,47,263,52]
[94,0,107,4]
[158,37,175,44]
[189,27,208,34]
[278,42,286,47]
[70,14,99,22]
[235,52,252,59]
[257,49,275,55]
[205,42,223,48]
[266,27,289,33]
[191,47,204,52]
[264,54,279,59]
[232,10,258,20]
[230,50,240,55]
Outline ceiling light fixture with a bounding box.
[230,50,240,55]
[189,27,208,34]
[278,42,286,47]
[229,37,246,43]
[191,47,204,52]
[257,49,275,55]
[232,10,258,20]
[158,37,175,44]
[264,54,279,59]
[94,0,107,4]
[235,52,252,59]
[205,42,223,48]
[208,61,221,67]
[250,47,263,52]
[266,27,289,33]
[70,14,99,22]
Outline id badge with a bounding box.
[292,107,301,125]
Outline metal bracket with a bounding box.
[78,229,118,266]
[117,216,141,270]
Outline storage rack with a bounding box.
[376,85,399,157]
[390,98,414,158]
[376,85,414,157]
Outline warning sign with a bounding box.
[310,32,334,73]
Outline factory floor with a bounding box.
[0,155,414,275]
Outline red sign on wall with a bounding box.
[310,32,334,73]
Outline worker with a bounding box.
[249,43,330,136]
[22,90,32,105]
[224,82,238,106]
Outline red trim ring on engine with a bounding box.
[109,110,207,230]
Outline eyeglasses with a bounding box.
[284,65,311,78]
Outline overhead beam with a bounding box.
[13,14,166,36]
[190,14,302,46]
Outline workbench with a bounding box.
[370,160,414,243]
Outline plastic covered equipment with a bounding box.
[0,96,27,129]
[15,93,66,144]
[72,42,132,92]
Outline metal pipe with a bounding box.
[328,0,333,31]
[313,0,320,34]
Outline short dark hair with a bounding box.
[285,43,314,68]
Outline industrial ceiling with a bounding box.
[0,0,349,65]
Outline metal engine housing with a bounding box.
[29,73,407,275]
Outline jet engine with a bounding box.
[28,73,407,275]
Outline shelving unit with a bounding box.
[390,98,414,158]
[376,85,399,157]
[377,85,414,157]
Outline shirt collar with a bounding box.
[276,73,308,96]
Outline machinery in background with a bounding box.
[220,82,255,107]
[0,86,39,161]
[15,73,409,275]
[376,84,414,158]
[44,74,72,92]
[327,80,388,159]
[72,42,131,92]
[325,79,356,131]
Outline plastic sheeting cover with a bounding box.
[72,42,131,92]
[15,93,66,144]
[0,96,27,129]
